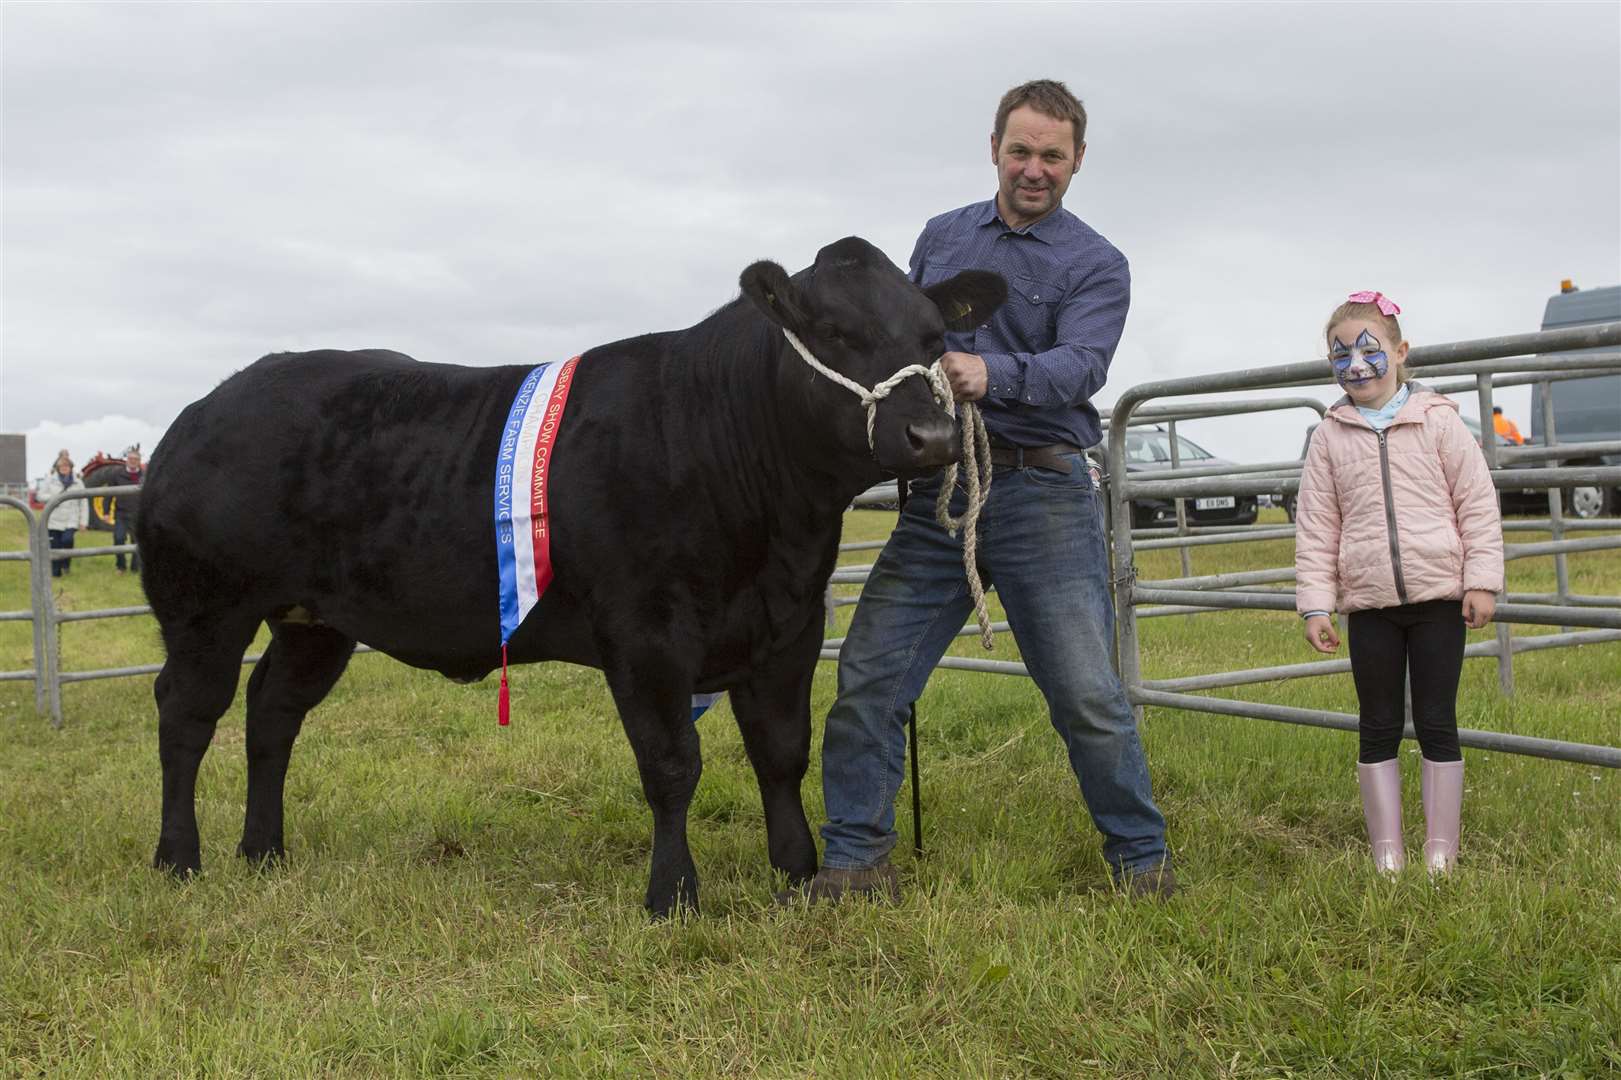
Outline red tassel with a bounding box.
[497,644,510,726]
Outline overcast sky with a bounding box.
[5,1,1618,481]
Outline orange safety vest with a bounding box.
[1492,413,1524,445]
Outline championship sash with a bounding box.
[495,357,581,648]
[493,357,581,724]
[488,357,723,726]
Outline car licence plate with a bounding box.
[1195,496,1236,510]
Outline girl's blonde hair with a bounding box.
[1326,300,1409,383]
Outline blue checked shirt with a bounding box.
[908,198,1130,450]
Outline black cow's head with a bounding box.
[740,237,1006,478]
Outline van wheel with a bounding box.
[1565,484,1613,520]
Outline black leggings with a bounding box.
[1348,599,1466,764]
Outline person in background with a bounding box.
[1294,292,1504,876]
[37,451,89,578]
[111,445,145,574]
[1491,405,1525,445]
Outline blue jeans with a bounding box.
[114,515,140,572]
[48,528,76,577]
[820,451,1167,875]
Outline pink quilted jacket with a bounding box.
[1295,384,1504,615]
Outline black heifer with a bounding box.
[138,237,1005,916]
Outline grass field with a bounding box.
[2,509,1617,1078]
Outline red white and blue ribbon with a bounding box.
[493,356,580,723]
[488,354,725,728]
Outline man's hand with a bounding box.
[939,351,988,402]
[1462,590,1496,629]
[1304,614,1340,654]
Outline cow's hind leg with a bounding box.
[728,630,820,890]
[600,646,704,918]
[152,615,260,877]
[238,622,355,865]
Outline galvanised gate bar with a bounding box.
[13,484,377,727]
[1106,323,1621,768]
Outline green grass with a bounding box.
[2,511,1618,1078]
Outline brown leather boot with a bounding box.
[1119,862,1178,900]
[776,862,900,906]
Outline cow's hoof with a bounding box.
[769,865,818,906]
[236,840,287,870]
[152,845,200,880]
[645,882,700,921]
[646,900,699,922]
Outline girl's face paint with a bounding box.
[1329,329,1389,387]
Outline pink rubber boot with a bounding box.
[1421,757,1464,874]
[1357,759,1406,874]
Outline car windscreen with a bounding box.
[1126,432,1215,463]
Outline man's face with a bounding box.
[991,105,1083,230]
[126,452,142,470]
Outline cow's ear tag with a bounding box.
[740,261,805,332]
[928,269,1007,332]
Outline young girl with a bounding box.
[1294,292,1504,874]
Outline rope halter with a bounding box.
[781,329,954,449]
[780,327,997,650]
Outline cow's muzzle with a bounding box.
[899,414,960,473]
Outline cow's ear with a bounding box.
[740,261,812,333]
[925,270,1007,332]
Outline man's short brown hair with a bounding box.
[994,79,1087,153]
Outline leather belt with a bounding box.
[986,442,1084,475]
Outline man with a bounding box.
[1491,406,1525,445]
[111,445,145,574]
[806,79,1174,902]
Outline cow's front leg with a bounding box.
[601,649,703,919]
[729,622,820,890]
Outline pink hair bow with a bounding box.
[1347,290,1401,317]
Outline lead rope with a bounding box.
[934,401,995,649]
[782,329,996,650]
